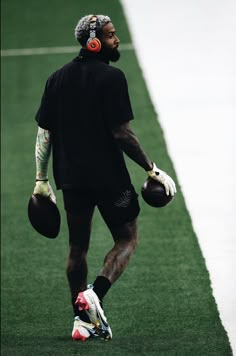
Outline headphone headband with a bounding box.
[87,15,101,52]
[89,16,97,39]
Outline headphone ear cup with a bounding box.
[87,38,101,53]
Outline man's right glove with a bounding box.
[147,162,177,197]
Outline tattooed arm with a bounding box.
[112,122,177,196]
[33,127,56,202]
[35,127,51,180]
[112,122,153,171]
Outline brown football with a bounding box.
[141,178,174,208]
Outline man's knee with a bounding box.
[69,244,87,259]
[110,218,138,246]
[67,245,87,273]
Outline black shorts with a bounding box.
[62,185,140,229]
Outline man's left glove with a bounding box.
[33,181,56,204]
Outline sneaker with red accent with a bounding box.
[72,316,98,341]
[75,288,112,340]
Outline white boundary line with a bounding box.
[1,43,134,57]
[121,0,236,354]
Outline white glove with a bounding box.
[147,163,177,197]
[33,181,56,204]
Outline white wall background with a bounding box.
[121,0,236,353]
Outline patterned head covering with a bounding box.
[74,14,111,45]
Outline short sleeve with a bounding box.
[104,69,134,129]
[35,77,54,130]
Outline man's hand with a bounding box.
[33,181,56,204]
[147,163,177,197]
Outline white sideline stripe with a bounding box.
[121,0,236,354]
[1,43,134,57]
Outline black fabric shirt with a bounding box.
[36,49,134,192]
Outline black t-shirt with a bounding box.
[36,49,134,192]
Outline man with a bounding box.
[33,14,176,341]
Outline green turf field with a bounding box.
[1,1,233,355]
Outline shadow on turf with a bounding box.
[1,334,110,346]
[1,334,233,356]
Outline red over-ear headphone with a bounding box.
[87,16,102,53]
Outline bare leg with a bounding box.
[66,208,94,299]
[99,218,138,284]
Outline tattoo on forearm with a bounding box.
[114,125,152,171]
[35,127,51,180]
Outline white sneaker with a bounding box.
[72,316,98,341]
[75,289,112,340]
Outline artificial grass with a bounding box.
[1,0,232,355]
